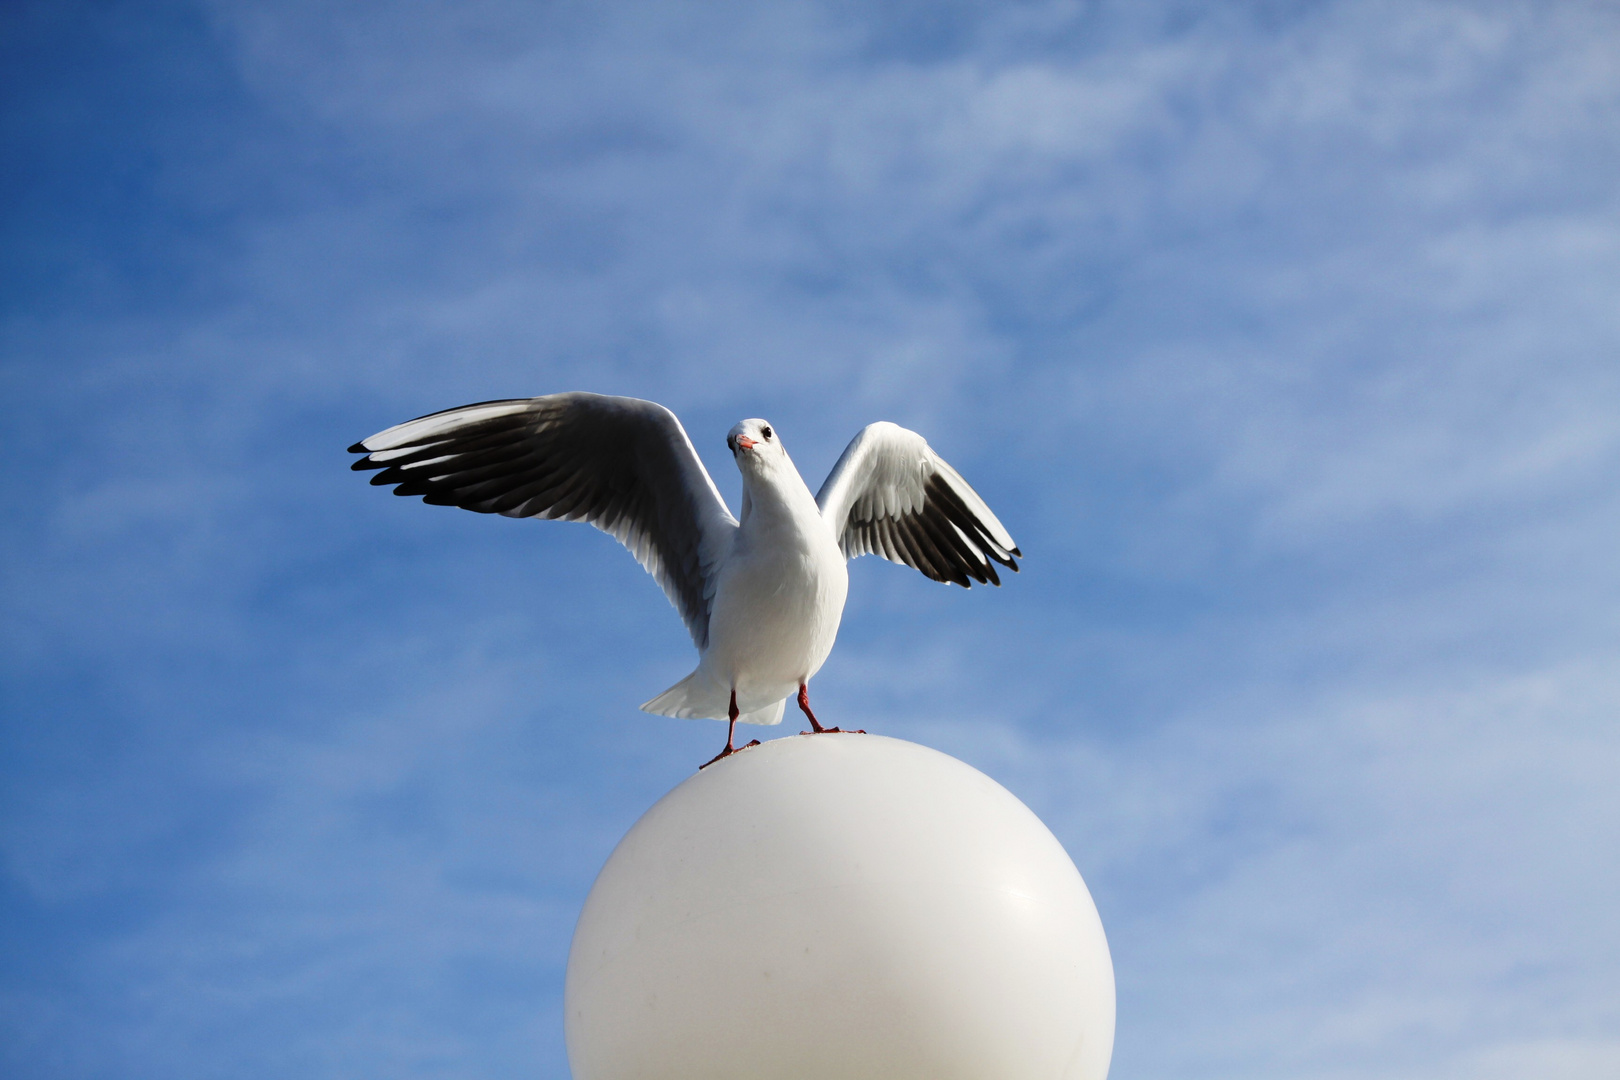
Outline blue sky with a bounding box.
[3,1,1618,1076]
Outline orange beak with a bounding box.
[735,435,757,451]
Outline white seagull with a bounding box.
[349,392,1020,767]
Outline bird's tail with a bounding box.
[641,671,786,725]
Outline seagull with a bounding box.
[349,392,1020,768]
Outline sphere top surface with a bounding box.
[566,733,1114,1080]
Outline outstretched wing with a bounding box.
[349,393,737,648]
[815,421,1020,587]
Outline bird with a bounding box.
[348,392,1020,768]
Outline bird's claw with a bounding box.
[799,727,866,736]
[699,738,761,770]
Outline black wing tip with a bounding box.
[347,440,369,454]
[967,550,1017,585]
[986,547,1020,570]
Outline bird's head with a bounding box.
[726,418,785,473]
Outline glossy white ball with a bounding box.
[565,733,1114,1080]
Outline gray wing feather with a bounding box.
[350,393,736,648]
[815,422,1020,587]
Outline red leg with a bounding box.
[700,689,760,769]
[796,683,864,736]
[798,683,827,733]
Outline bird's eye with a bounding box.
[762,426,773,439]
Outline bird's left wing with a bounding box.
[816,421,1020,587]
[349,393,737,649]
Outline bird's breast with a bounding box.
[706,521,848,690]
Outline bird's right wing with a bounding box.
[816,421,1020,587]
[349,393,737,649]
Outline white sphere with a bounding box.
[565,734,1114,1080]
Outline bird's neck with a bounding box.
[738,459,819,532]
